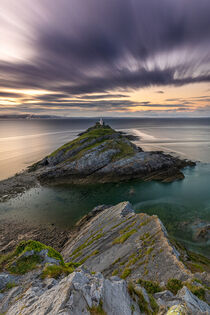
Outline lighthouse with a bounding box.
[99,118,104,126]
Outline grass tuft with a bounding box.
[8,254,42,275]
[0,281,16,293]
[121,268,131,279]
[186,283,206,301]
[113,229,137,244]
[166,279,183,295]
[138,279,162,294]
[41,264,73,279]
[14,240,64,264]
[88,299,107,315]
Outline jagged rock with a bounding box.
[62,202,191,283]
[177,286,210,314]
[166,304,188,314]
[0,286,23,314]
[0,207,209,315]
[0,273,16,291]
[3,269,141,315]
[154,290,174,300]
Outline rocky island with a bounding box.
[0,121,195,201]
[0,202,209,314]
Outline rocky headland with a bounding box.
[0,122,195,202]
[0,202,209,314]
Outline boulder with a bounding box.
[177,286,210,314]
[4,269,141,315]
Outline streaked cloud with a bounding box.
[0,0,210,116]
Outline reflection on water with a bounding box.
[1,117,210,180]
[0,164,210,257]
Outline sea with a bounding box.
[0,118,210,256]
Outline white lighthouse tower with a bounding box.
[99,118,104,126]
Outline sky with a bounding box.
[0,0,210,117]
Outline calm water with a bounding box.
[0,118,210,256]
[0,118,210,180]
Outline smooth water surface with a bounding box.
[0,117,210,180]
[0,163,209,256]
[0,118,210,256]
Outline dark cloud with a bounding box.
[76,94,128,100]
[0,92,22,98]
[0,0,210,113]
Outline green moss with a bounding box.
[192,278,210,290]
[128,281,135,296]
[192,278,202,285]
[119,221,137,234]
[66,140,107,162]
[166,279,183,295]
[128,282,155,315]
[15,240,64,265]
[138,279,162,294]
[110,140,135,161]
[49,125,116,158]
[0,252,16,271]
[112,269,119,276]
[71,233,104,257]
[8,254,42,275]
[126,256,138,267]
[146,247,154,255]
[149,294,159,314]
[188,263,205,273]
[79,250,99,264]
[138,260,146,267]
[0,281,16,293]
[112,257,120,265]
[111,218,131,230]
[41,264,75,279]
[88,299,107,315]
[138,219,151,229]
[186,283,206,301]
[135,288,150,315]
[169,238,210,274]
[65,261,81,268]
[121,267,131,279]
[139,232,150,241]
[1,240,67,275]
[113,229,137,244]
[130,304,135,313]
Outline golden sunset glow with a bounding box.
[0,0,209,117]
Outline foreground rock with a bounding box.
[0,202,209,314]
[62,202,191,283]
[0,122,195,201]
[1,268,210,315]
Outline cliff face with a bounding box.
[0,202,209,314]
